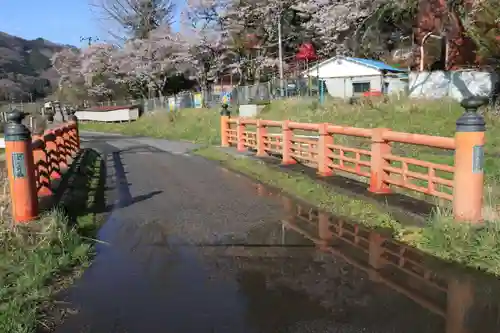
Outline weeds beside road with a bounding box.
[0,149,106,333]
[80,98,500,275]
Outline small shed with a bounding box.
[303,57,407,98]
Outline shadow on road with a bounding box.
[104,150,163,211]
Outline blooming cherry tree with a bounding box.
[80,43,118,98]
[51,48,85,89]
[112,25,187,98]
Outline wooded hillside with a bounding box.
[0,32,69,102]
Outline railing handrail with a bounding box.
[220,102,486,223]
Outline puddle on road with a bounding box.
[53,167,500,333]
[246,181,500,333]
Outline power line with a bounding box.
[80,36,100,46]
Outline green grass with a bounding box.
[0,148,106,333]
[195,146,500,276]
[80,109,222,145]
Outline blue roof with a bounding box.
[346,57,406,73]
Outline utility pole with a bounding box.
[80,36,99,46]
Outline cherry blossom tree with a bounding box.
[51,48,85,89]
[294,0,416,59]
[179,28,226,101]
[222,0,276,84]
[181,0,230,101]
[112,25,187,98]
[51,48,92,104]
[80,43,118,98]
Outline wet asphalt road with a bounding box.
[52,132,500,333]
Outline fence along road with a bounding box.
[220,96,487,223]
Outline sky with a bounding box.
[0,0,183,47]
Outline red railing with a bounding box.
[31,123,80,198]
[220,116,483,222]
[5,115,80,223]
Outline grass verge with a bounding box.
[194,146,500,276]
[0,148,106,333]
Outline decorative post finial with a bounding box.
[457,96,488,132]
[4,109,30,141]
[220,103,231,116]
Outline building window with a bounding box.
[352,82,371,93]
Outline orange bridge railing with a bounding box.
[220,97,488,223]
[4,111,80,223]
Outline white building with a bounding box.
[303,57,408,98]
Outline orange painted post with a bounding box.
[453,97,487,223]
[368,128,392,194]
[236,119,246,152]
[317,123,333,176]
[4,110,39,223]
[55,128,68,170]
[62,125,71,158]
[281,120,296,165]
[67,124,76,154]
[256,120,268,157]
[220,104,230,147]
[45,130,61,180]
[32,132,52,197]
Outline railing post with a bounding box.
[281,120,296,165]
[45,130,61,180]
[62,125,71,159]
[317,123,333,176]
[32,129,52,197]
[69,110,80,152]
[236,119,246,152]
[4,110,38,223]
[453,96,487,223]
[256,120,268,157]
[55,128,68,170]
[368,128,392,194]
[220,104,230,147]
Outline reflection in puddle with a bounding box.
[250,182,500,333]
[57,163,500,333]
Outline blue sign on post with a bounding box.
[12,152,26,178]
[472,145,484,173]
